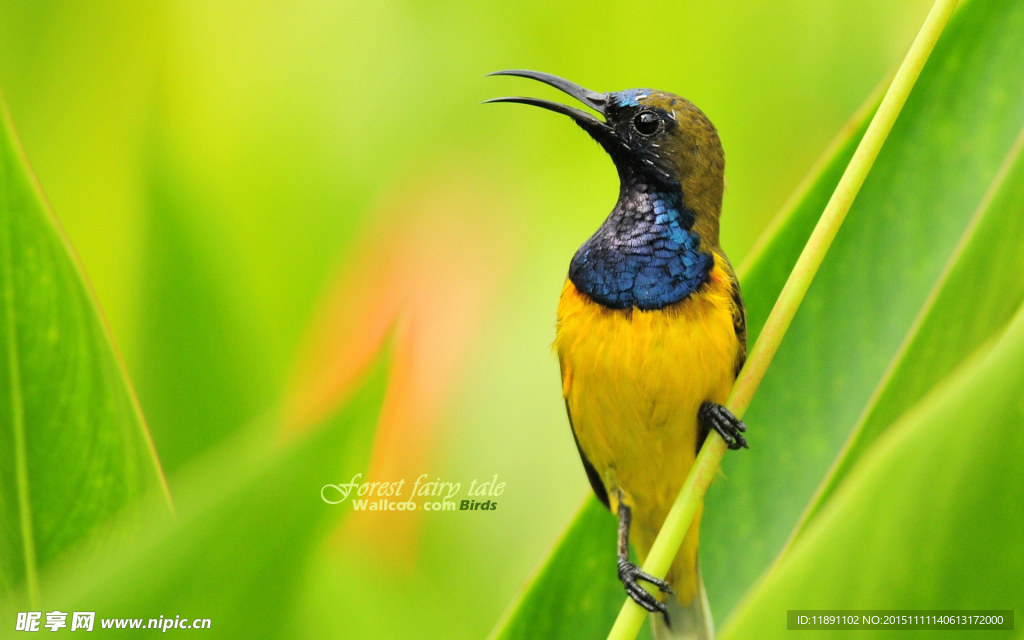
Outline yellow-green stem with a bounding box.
[606,0,960,638]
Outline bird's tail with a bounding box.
[650,563,713,640]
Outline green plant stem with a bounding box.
[606,0,960,638]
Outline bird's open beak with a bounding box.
[485,70,610,136]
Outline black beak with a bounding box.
[485,70,610,135]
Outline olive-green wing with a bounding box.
[564,399,610,510]
[720,253,747,375]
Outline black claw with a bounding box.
[699,401,748,450]
[617,558,672,613]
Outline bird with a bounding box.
[487,70,748,640]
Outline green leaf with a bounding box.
[703,0,1024,617]
[721,303,1024,640]
[488,0,1024,635]
[17,353,388,638]
[491,498,625,640]
[802,124,1024,527]
[131,139,275,472]
[0,97,170,603]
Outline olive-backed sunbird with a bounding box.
[488,70,747,640]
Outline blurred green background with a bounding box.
[0,1,935,637]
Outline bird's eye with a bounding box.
[633,111,661,136]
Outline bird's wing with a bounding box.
[565,398,610,509]
[719,252,747,375]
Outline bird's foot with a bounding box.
[617,558,673,614]
[699,401,748,450]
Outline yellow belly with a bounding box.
[555,255,740,602]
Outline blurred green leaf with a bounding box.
[704,0,1024,616]
[488,0,1024,636]
[491,498,624,640]
[132,138,274,473]
[721,304,1024,640]
[25,353,388,637]
[803,125,1024,527]
[0,98,170,602]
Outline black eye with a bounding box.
[633,111,661,136]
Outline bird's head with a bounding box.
[487,70,725,230]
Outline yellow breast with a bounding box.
[555,253,740,567]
